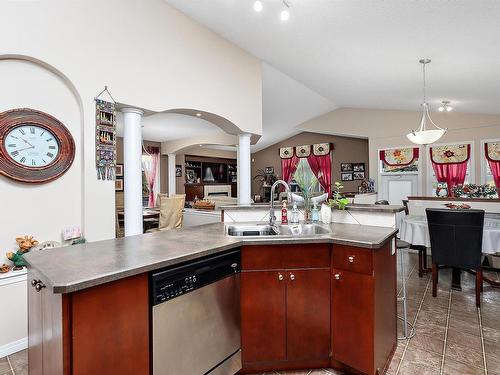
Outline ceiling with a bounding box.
[165,0,500,115]
[116,112,223,142]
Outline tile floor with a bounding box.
[0,253,498,375]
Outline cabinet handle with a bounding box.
[348,256,355,263]
[31,279,39,287]
[289,273,295,281]
[34,281,46,292]
[278,273,284,281]
[334,273,341,280]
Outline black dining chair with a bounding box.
[426,208,485,307]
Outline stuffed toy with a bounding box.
[16,235,39,252]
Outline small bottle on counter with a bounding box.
[281,200,288,224]
[290,202,300,224]
[311,202,320,223]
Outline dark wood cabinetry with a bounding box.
[241,244,331,371]
[331,242,397,375]
[241,241,397,375]
[28,272,150,375]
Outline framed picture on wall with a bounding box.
[353,171,365,180]
[341,163,353,172]
[175,165,182,177]
[341,172,353,181]
[115,178,123,191]
[116,164,123,177]
[353,163,365,172]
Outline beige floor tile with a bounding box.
[0,357,12,375]
[445,342,484,370]
[7,351,26,370]
[446,326,482,348]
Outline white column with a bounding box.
[237,133,252,205]
[168,153,176,196]
[122,107,144,236]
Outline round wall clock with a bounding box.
[0,108,75,183]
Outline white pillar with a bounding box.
[238,133,252,205]
[168,153,176,196]
[122,107,144,236]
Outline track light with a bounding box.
[280,1,290,21]
[437,101,453,112]
[253,0,263,12]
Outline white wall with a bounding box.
[1,0,263,244]
[0,60,82,260]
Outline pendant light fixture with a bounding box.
[406,59,447,145]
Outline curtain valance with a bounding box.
[485,142,500,162]
[430,144,471,165]
[279,143,333,159]
[379,147,419,166]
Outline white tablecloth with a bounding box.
[399,215,500,255]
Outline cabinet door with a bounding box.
[332,269,374,375]
[28,270,43,375]
[286,269,331,361]
[241,271,286,363]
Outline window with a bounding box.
[142,154,161,207]
[427,142,474,196]
[290,158,324,194]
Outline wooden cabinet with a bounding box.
[241,245,331,371]
[241,271,286,363]
[28,272,150,375]
[331,242,397,375]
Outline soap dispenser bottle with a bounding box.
[290,202,300,224]
[311,202,320,223]
[281,200,288,224]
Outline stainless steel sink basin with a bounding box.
[226,223,331,237]
[226,224,279,237]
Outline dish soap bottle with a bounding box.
[311,202,320,223]
[290,202,300,224]
[281,200,288,224]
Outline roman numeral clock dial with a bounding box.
[4,125,60,167]
[0,109,75,184]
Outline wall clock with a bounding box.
[0,108,75,183]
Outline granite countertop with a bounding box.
[25,222,397,294]
[220,203,405,213]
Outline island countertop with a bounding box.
[24,222,397,294]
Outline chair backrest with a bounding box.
[426,208,485,269]
[375,200,389,205]
[159,194,186,230]
[402,199,409,215]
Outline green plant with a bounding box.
[293,162,318,214]
[327,181,350,210]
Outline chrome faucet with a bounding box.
[269,180,292,226]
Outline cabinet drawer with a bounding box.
[242,244,330,270]
[332,245,373,275]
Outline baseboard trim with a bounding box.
[0,337,27,358]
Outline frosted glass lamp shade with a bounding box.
[406,129,446,145]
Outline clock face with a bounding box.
[4,125,60,168]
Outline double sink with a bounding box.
[226,223,332,237]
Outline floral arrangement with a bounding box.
[327,182,350,210]
[452,184,498,199]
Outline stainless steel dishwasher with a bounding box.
[151,250,241,375]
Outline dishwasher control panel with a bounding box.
[150,250,240,306]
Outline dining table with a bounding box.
[399,213,500,290]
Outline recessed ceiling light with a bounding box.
[195,113,202,117]
[253,0,263,12]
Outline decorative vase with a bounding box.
[303,195,312,223]
[321,204,332,224]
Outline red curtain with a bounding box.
[307,154,332,197]
[485,143,500,190]
[431,162,468,197]
[281,155,299,184]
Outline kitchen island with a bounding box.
[25,222,398,375]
